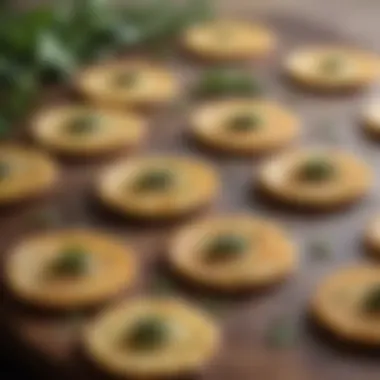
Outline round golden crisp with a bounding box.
[182,20,275,61]
[0,145,58,205]
[258,148,373,209]
[363,216,380,258]
[168,215,297,291]
[190,99,299,155]
[31,105,146,157]
[284,46,380,91]
[5,229,136,310]
[97,156,220,220]
[76,61,179,109]
[83,297,220,378]
[312,266,380,345]
[362,102,380,138]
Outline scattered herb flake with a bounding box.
[197,297,227,316]
[265,317,298,349]
[194,68,263,98]
[31,209,63,228]
[151,274,178,296]
[309,239,332,261]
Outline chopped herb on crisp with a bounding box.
[113,71,139,87]
[228,113,261,132]
[298,158,335,182]
[66,114,99,135]
[51,246,91,276]
[127,317,171,350]
[362,285,380,314]
[204,234,248,263]
[319,56,343,75]
[134,169,174,192]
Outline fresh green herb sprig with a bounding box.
[0,0,213,134]
[193,68,263,98]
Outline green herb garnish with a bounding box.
[0,162,10,181]
[134,169,174,192]
[297,158,335,182]
[228,113,261,132]
[51,246,90,276]
[309,239,331,261]
[362,285,380,314]
[66,114,99,135]
[0,0,213,131]
[127,317,171,350]
[113,71,139,88]
[194,68,262,98]
[265,317,297,349]
[204,234,248,263]
[319,56,343,75]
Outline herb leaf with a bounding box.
[194,68,263,98]
[36,32,76,82]
[0,0,214,131]
[0,116,10,139]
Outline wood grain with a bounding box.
[2,1,380,380]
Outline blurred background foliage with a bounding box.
[0,0,213,136]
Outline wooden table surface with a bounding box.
[2,1,380,380]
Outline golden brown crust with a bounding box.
[258,148,373,209]
[363,216,380,258]
[362,102,380,139]
[76,60,179,110]
[31,105,147,157]
[0,145,58,205]
[83,298,220,378]
[168,215,297,291]
[284,46,380,92]
[311,266,380,345]
[5,229,136,310]
[182,20,275,61]
[190,99,299,155]
[97,156,220,220]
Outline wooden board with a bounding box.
[2,1,380,379]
